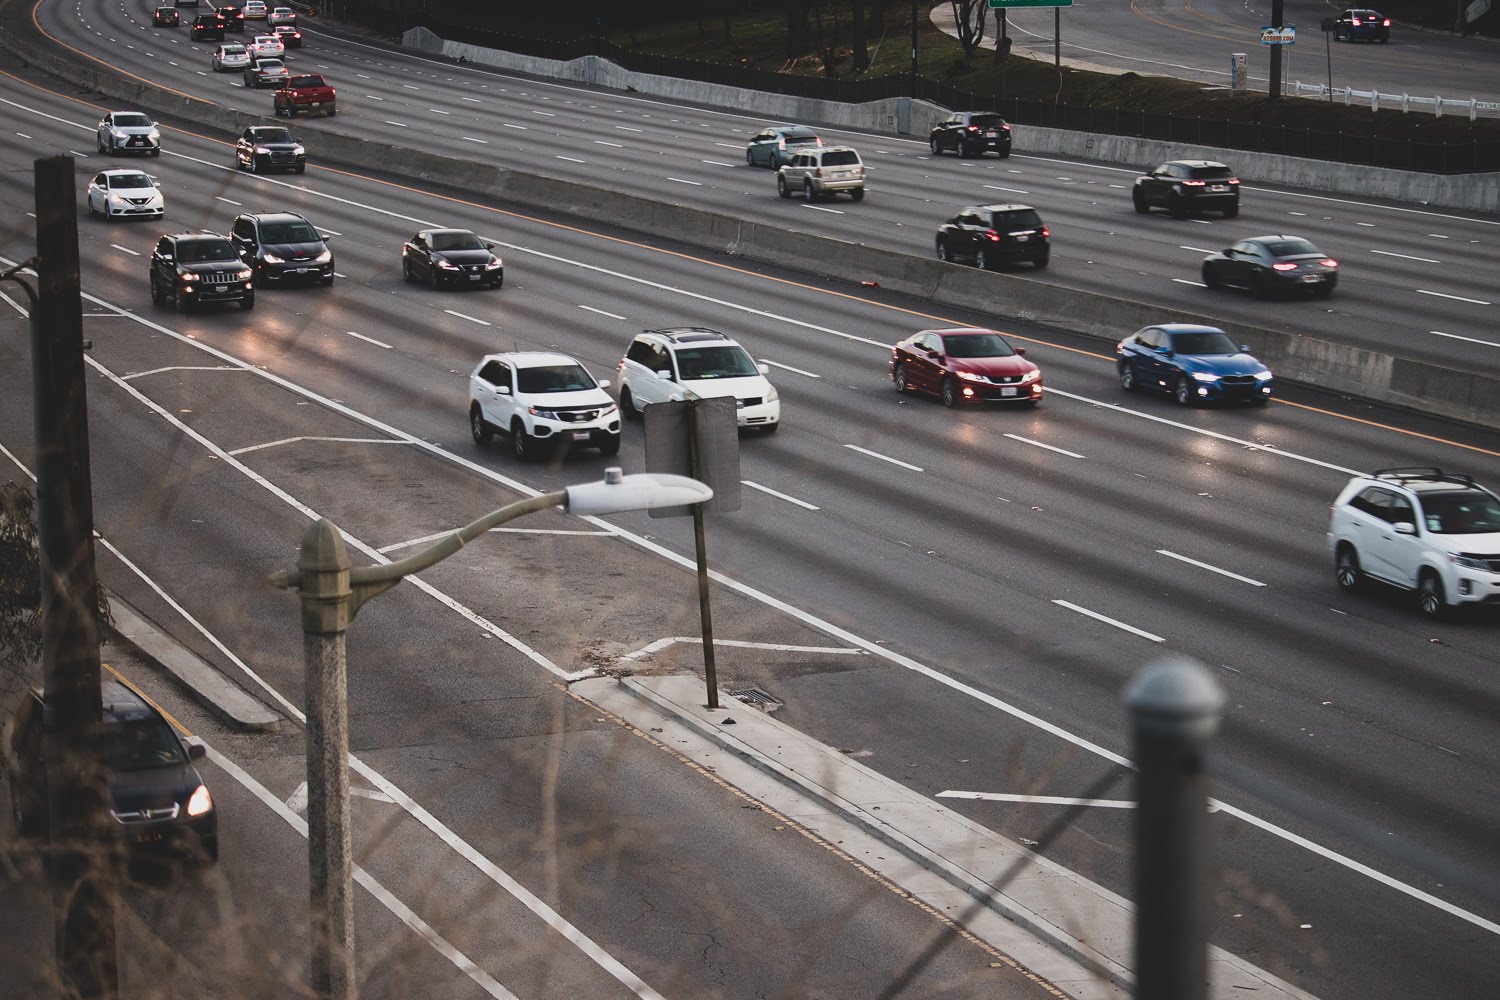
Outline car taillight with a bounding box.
[1002,124,1011,131]
[1382,18,1391,26]
[778,138,786,149]
[985,229,1001,241]
[1181,179,1206,186]
[1040,228,1050,238]
[1320,259,1338,268]
[1228,178,1240,185]
[966,125,979,132]
[1351,17,1362,25]
[1272,262,1298,271]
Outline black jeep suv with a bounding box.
[149,233,254,311]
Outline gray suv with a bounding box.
[777,146,865,202]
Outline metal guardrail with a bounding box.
[1290,80,1500,120]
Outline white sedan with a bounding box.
[244,0,268,19]
[268,7,297,26]
[248,34,284,59]
[212,43,251,72]
[85,168,164,221]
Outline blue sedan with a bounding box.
[1116,324,1273,406]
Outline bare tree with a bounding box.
[851,0,869,73]
[786,0,810,54]
[949,0,988,58]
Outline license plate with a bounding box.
[985,130,998,137]
[1001,388,1018,397]
[1014,234,1029,241]
[1210,184,1227,191]
[1300,274,1321,283]
[570,431,590,440]
[135,830,165,844]
[214,285,227,292]
[468,274,481,281]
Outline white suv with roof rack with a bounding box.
[616,328,779,432]
[469,352,620,460]
[777,146,865,202]
[1329,468,1500,617]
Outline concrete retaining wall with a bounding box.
[4,23,1497,427]
[409,27,1500,214]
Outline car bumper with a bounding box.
[1185,192,1238,208]
[814,178,864,193]
[1345,28,1388,41]
[435,266,503,287]
[958,379,1043,403]
[107,204,165,218]
[254,153,305,170]
[736,400,780,428]
[260,262,334,282]
[528,417,621,443]
[965,138,1011,153]
[1272,271,1337,291]
[1188,377,1274,402]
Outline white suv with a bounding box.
[777,146,865,202]
[1329,468,1500,617]
[616,328,779,432]
[469,352,620,460]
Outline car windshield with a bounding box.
[108,173,152,189]
[675,346,758,380]
[991,209,1043,230]
[516,364,597,394]
[969,114,1006,128]
[260,221,320,243]
[252,128,294,143]
[431,232,485,251]
[113,114,152,128]
[104,719,186,771]
[1420,492,1500,534]
[1170,331,1239,355]
[1265,239,1321,257]
[822,150,860,166]
[942,333,1014,358]
[178,240,237,263]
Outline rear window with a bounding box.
[990,209,1043,230]
[1189,165,1235,180]
[968,114,1006,128]
[821,150,860,166]
[1265,239,1320,256]
[288,76,324,88]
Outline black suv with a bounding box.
[1133,160,1240,219]
[935,204,1050,270]
[234,125,305,174]
[189,12,223,40]
[150,233,254,311]
[929,111,1012,158]
[5,680,218,862]
[230,212,334,286]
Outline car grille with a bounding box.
[736,397,763,408]
[125,197,154,206]
[1219,375,1258,386]
[198,270,243,283]
[552,406,608,423]
[112,803,180,824]
[267,151,296,163]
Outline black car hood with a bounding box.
[432,248,494,265]
[249,140,299,151]
[264,240,327,260]
[110,763,199,813]
[179,259,242,274]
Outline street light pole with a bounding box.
[270,469,711,1000]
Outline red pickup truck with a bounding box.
[273,74,336,117]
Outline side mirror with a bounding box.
[756,363,769,376]
[1239,344,1251,353]
[496,386,511,396]
[160,253,174,261]
[183,736,207,761]
[597,377,611,389]
[484,241,495,250]
[1394,522,1417,536]
[1015,347,1026,356]
[320,233,335,242]
[655,369,673,381]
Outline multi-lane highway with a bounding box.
[25,0,1500,378]
[2,3,1500,999]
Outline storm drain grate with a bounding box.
[729,688,783,713]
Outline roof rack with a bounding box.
[646,327,729,344]
[1372,468,1477,489]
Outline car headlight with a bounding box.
[178,271,196,282]
[600,403,618,416]
[261,252,284,264]
[1254,370,1274,381]
[955,370,986,382]
[1451,554,1492,571]
[186,784,213,817]
[148,130,160,141]
[108,194,126,202]
[237,269,252,280]
[313,249,332,263]
[292,145,305,155]
[1191,372,1220,383]
[254,146,271,154]
[437,259,460,269]
[765,384,779,402]
[110,128,127,138]
[528,407,560,419]
[1018,369,1040,383]
[484,258,503,270]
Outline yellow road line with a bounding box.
[102,661,194,737]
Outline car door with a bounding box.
[87,172,106,213]
[1128,327,1167,389]
[97,115,111,148]
[909,333,945,393]
[1144,164,1173,206]
[472,360,514,429]
[1353,488,1420,584]
[408,234,434,279]
[230,217,258,267]
[748,130,773,166]
[937,114,962,150]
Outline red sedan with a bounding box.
[890,327,1042,407]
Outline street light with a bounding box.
[268,467,712,1000]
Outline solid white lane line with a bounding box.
[502,123,527,129]
[109,244,140,256]
[701,159,737,167]
[1173,278,1207,287]
[594,140,624,148]
[579,305,626,320]
[1371,249,1439,263]
[667,177,701,185]
[1432,330,1500,348]
[938,791,1135,809]
[206,749,522,1000]
[803,204,843,214]
[1417,289,1491,305]
[346,331,393,349]
[443,309,490,325]
[983,185,1029,194]
[844,444,922,472]
[378,526,608,554]
[461,96,482,103]
[618,637,862,663]
[229,437,398,456]
[385,120,409,127]
[742,480,819,510]
[556,155,585,163]
[215,196,241,206]
[614,125,643,132]
[1004,433,1083,459]
[1179,245,1215,254]
[1052,600,1165,643]
[759,359,820,378]
[1156,550,1266,587]
[462,136,488,143]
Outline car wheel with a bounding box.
[249,156,260,174]
[935,239,951,263]
[1202,264,1221,290]
[97,135,106,153]
[850,188,865,202]
[893,362,910,394]
[469,405,493,445]
[959,144,973,159]
[176,290,192,314]
[429,266,440,291]
[1222,204,1239,219]
[326,108,336,117]
[1118,364,1136,392]
[150,272,165,306]
[1033,251,1049,270]
[777,174,790,199]
[1132,189,1150,214]
[929,136,941,155]
[1334,545,1364,592]
[1417,571,1448,618]
[803,180,816,202]
[998,148,1010,159]
[975,248,991,271]
[510,422,534,461]
[239,294,255,311]
[597,433,621,456]
[151,148,160,157]
[1168,194,1188,220]
[402,259,414,283]
[295,163,306,174]
[619,385,641,420]
[940,377,959,408]
[746,147,755,166]
[1250,271,1268,299]
[1173,375,1195,406]
[321,274,334,287]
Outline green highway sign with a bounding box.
[990,0,1073,7]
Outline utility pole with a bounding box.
[1268,0,1285,99]
[910,0,918,95]
[31,155,119,1000]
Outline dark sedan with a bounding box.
[1116,324,1273,406]
[929,111,1011,158]
[1201,235,1338,298]
[402,229,504,289]
[151,6,179,26]
[1334,9,1390,42]
[745,124,822,169]
[936,204,1049,270]
[891,327,1042,407]
[234,125,304,174]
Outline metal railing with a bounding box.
[1289,81,1500,121]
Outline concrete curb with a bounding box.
[576,674,1317,1000]
[3,21,1497,427]
[107,593,282,732]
